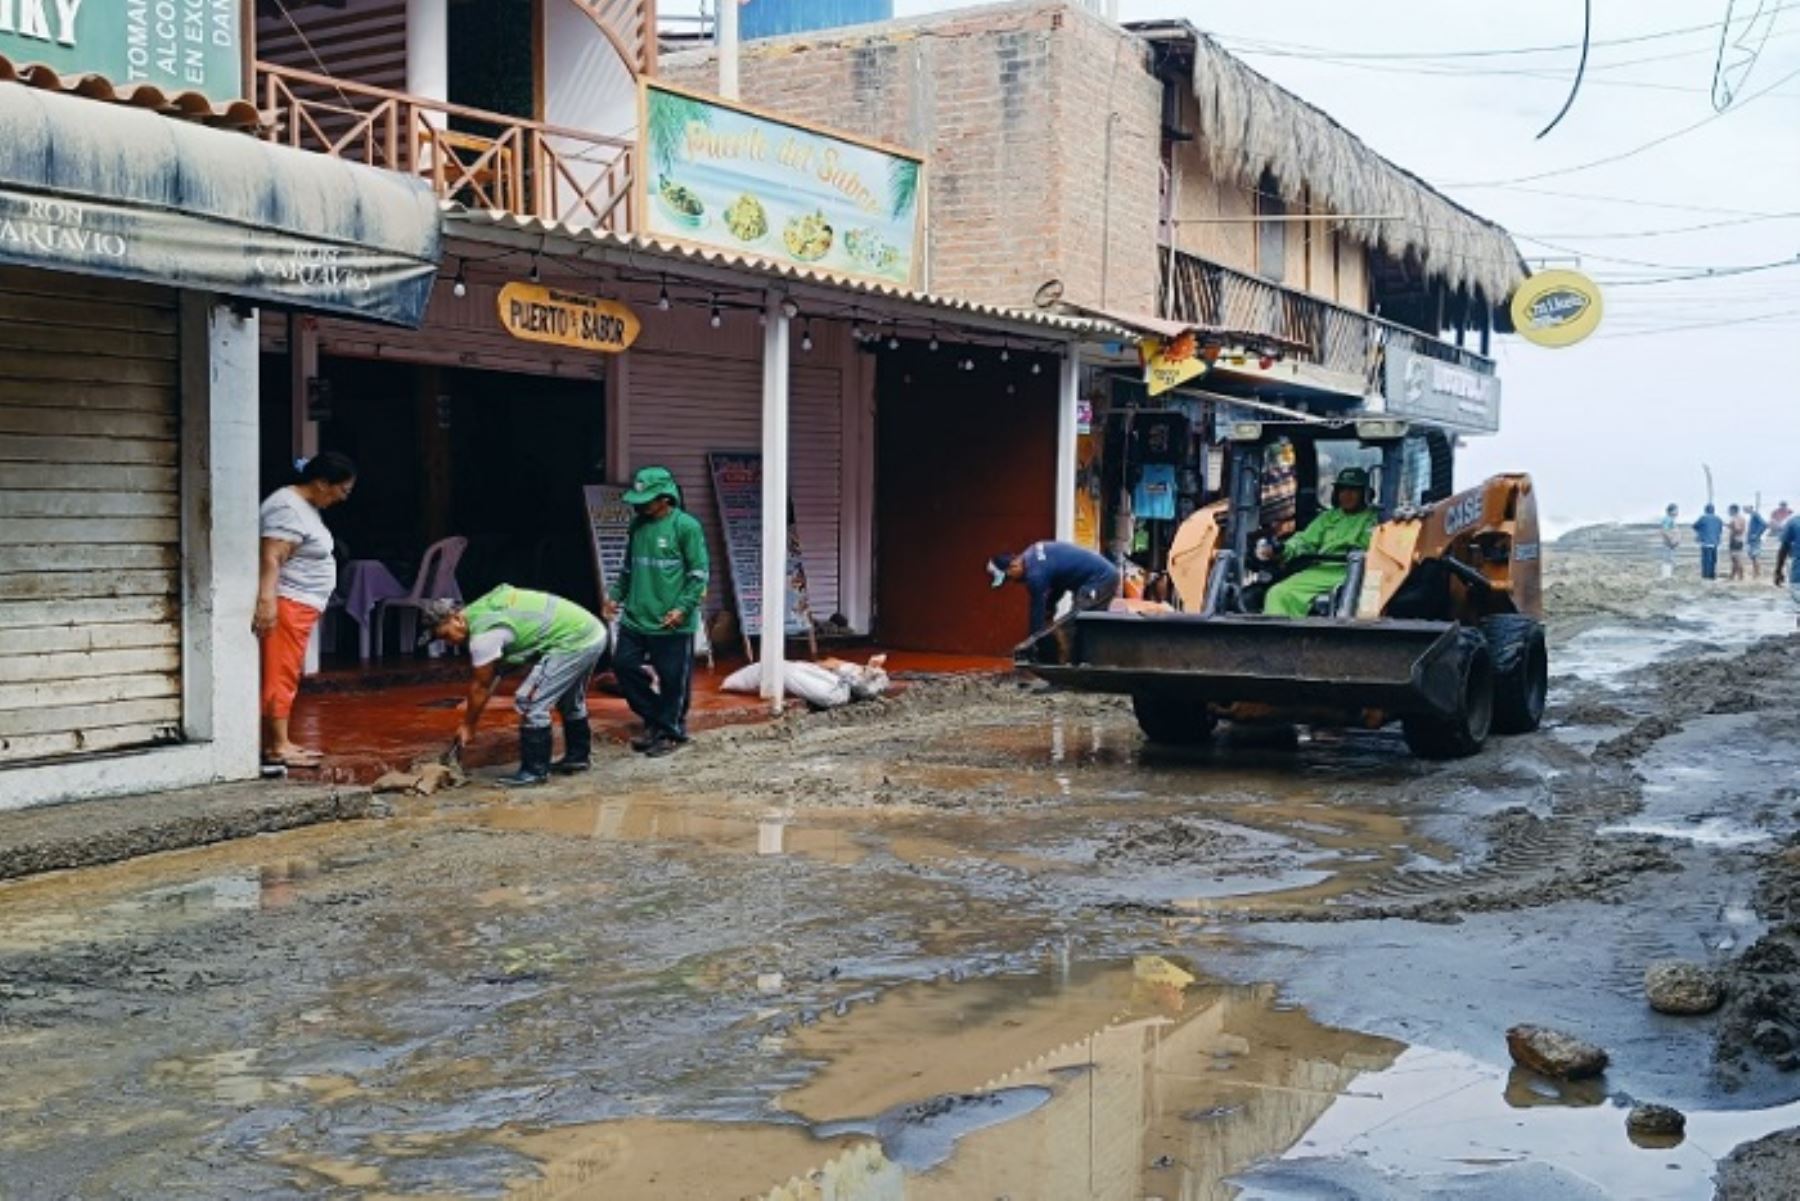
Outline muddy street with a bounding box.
[3,557,1799,1199]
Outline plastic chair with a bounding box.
[372,536,468,660]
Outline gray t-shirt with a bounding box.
[260,487,336,610]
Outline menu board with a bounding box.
[707,452,813,638]
[581,484,634,607]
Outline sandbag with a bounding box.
[719,661,853,708]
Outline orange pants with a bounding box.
[260,597,321,720]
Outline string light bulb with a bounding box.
[450,260,467,299]
[801,320,814,353]
[709,296,722,329]
[656,281,671,311]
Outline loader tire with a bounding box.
[1401,627,1494,760]
[1482,614,1548,734]
[1131,693,1217,746]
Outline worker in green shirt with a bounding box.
[605,466,710,757]
[422,585,609,786]
[1262,467,1379,618]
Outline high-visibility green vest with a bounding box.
[463,585,604,666]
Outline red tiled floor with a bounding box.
[288,648,1010,781]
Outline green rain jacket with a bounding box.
[610,509,710,636]
[1263,507,1379,618]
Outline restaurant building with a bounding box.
[662,2,1526,593]
[0,9,441,809]
[249,0,1122,681]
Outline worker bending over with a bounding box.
[1262,467,1378,617]
[989,541,1119,638]
[423,586,609,787]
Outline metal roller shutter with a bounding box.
[629,352,843,622]
[0,268,183,764]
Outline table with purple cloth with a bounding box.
[337,560,411,633]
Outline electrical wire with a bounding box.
[1444,58,1800,187]
[1519,212,1800,239]
[1593,257,1800,286]
[1591,306,1800,337]
[1537,0,1593,137]
[1204,3,1800,62]
[1453,183,1790,218]
[1714,0,1783,109]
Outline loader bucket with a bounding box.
[1019,612,1468,719]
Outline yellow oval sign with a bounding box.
[498,282,640,354]
[1510,269,1602,348]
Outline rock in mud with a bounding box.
[1643,960,1723,1015]
[1505,1025,1609,1080]
[1716,937,1800,1069]
[1714,1128,1800,1200]
[1624,1104,1685,1139]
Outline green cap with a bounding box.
[1334,467,1371,491]
[623,466,680,505]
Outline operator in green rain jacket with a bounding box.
[1262,467,1379,618]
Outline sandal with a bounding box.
[263,748,324,769]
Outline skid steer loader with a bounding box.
[1017,423,1546,759]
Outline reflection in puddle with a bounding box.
[1557,597,1795,691]
[1599,819,1774,848]
[470,798,868,865]
[1240,1045,1800,1200]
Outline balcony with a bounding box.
[1159,250,1495,388]
[257,63,635,234]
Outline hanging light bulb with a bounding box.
[1032,361,1042,375]
[887,329,900,350]
[709,296,722,329]
[1006,382,1016,395]
[656,280,671,311]
[801,320,814,352]
[1000,346,1010,363]
[528,256,541,284]
[928,330,939,352]
[450,260,467,299]
[780,298,800,320]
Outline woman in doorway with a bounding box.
[255,452,357,768]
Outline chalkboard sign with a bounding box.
[707,451,814,638]
[581,484,635,608]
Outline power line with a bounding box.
[1205,3,1800,62]
[1444,58,1800,187]
[1519,212,1800,239]
[1591,306,1800,338]
[1221,49,1800,97]
[1455,183,1791,218]
[1594,256,1800,286]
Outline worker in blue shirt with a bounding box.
[1692,504,1724,581]
[989,541,1120,637]
[1775,517,1800,629]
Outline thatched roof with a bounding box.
[1135,22,1525,304]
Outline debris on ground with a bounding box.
[1505,1025,1609,1080]
[370,759,466,796]
[1643,960,1723,1015]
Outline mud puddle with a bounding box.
[1554,592,1794,692]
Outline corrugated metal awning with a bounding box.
[0,82,442,327]
[443,206,1133,344]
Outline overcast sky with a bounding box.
[704,0,1800,530]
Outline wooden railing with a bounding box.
[1160,250,1494,391]
[257,63,636,234]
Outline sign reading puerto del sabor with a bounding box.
[498,282,641,354]
[0,1,243,106]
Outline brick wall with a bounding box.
[661,2,1161,313]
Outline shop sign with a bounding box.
[1383,346,1501,434]
[0,186,435,326]
[0,1,245,105]
[1140,332,1209,397]
[707,451,815,638]
[497,282,640,353]
[641,80,925,288]
[1509,269,1603,348]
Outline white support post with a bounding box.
[406,0,449,114]
[717,0,740,100]
[290,315,324,676]
[759,293,791,710]
[1055,342,1080,543]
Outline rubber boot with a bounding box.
[497,726,552,788]
[552,718,593,775]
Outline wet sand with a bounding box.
[2,546,1798,1197]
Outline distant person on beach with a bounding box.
[1693,504,1724,581]
[1727,504,1748,581]
[1748,506,1769,581]
[1771,500,1793,532]
[1659,503,1680,580]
